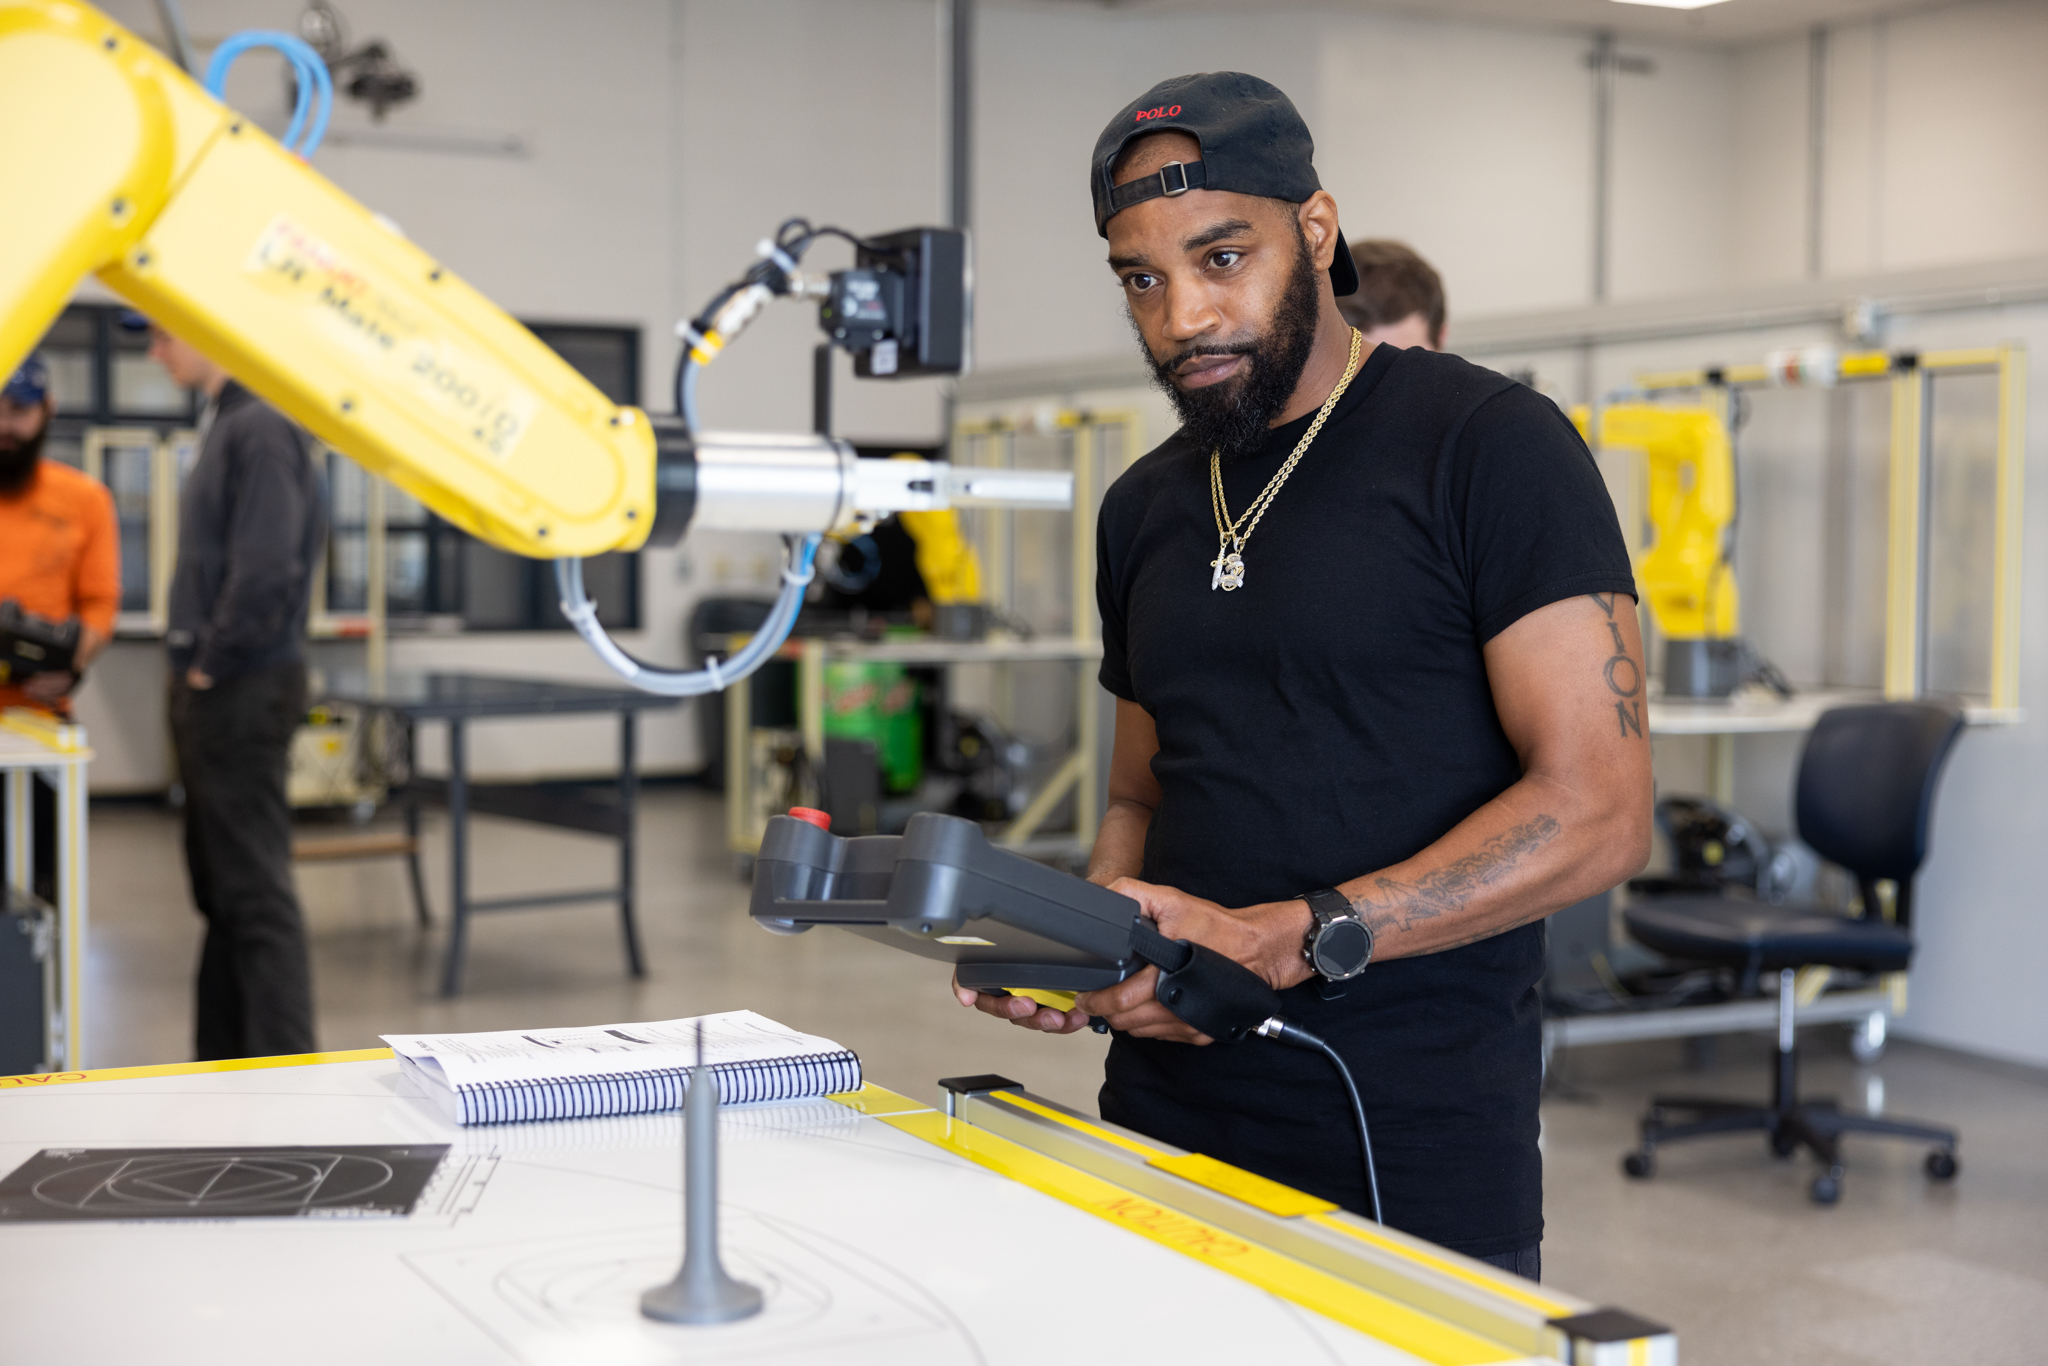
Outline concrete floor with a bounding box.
[75,788,2048,1366]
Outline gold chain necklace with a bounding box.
[1208,327,1364,591]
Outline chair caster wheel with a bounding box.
[1925,1150,1959,1180]
[1622,1151,1654,1179]
[1810,1172,1842,1204]
[1770,1131,1798,1158]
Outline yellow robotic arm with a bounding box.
[1,0,1064,572]
[2,0,651,558]
[1599,403,1740,641]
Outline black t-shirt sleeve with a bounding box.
[1096,499,1137,702]
[1449,385,1638,643]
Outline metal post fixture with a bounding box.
[640,1064,763,1324]
[1991,342,2027,712]
[1884,363,1928,699]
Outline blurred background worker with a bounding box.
[1338,239,1447,352]
[145,322,327,1062]
[0,355,118,904]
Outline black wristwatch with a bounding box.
[1300,888,1373,982]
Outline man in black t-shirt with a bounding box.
[954,73,1652,1278]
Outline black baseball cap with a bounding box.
[1091,71,1359,298]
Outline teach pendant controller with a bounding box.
[749,810,1386,1222]
[752,812,1301,1042]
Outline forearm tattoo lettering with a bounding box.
[1350,814,1561,935]
[1592,593,1643,738]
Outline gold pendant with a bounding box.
[1210,550,1245,592]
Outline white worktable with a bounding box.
[1647,684,2019,736]
[0,1056,1445,1366]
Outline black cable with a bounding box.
[1261,1021,1382,1224]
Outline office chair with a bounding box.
[1619,702,1965,1204]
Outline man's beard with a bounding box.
[1139,234,1323,463]
[0,424,44,495]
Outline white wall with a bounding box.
[973,1,1739,368]
[1733,0,2048,286]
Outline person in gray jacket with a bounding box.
[147,320,327,1061]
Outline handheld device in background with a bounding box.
[0,600,80,687]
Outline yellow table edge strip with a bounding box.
[825,1083,931,1116]
[1148,1151,1339,1217]
[880,1108,1521,1366]
[988,1088,1569,1319]
[0,1047,394,1089]
[1304,1212,1576,1318]
[989,1089,1167,1159]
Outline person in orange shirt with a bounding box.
[0,354,119,903]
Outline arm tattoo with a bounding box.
[1592,593,1644,739]
[1351,814,1561,934]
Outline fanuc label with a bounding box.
[246,216,537,462]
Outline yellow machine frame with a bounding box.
[1630,347,2025,711]
[2,0,653,560]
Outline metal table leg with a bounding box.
[54,761,86,1072]
[440,719,470,998]
[404,798,431,927]
[403,712,430,926]
[618,709,645,978]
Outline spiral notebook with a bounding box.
[382,1011,862,1126]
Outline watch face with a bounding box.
[1314,919,1372,978]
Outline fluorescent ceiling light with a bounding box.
[1610,0,1731,9]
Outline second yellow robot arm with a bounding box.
[1598,403,1740,640]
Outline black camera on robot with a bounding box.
[819,228,967,378]
[0,600,81,687]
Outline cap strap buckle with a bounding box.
[1158,161,1191,197]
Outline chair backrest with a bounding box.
[1795,702,1964,906]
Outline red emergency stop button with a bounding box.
[788,807,831,831]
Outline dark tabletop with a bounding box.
[315,671,683,719]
